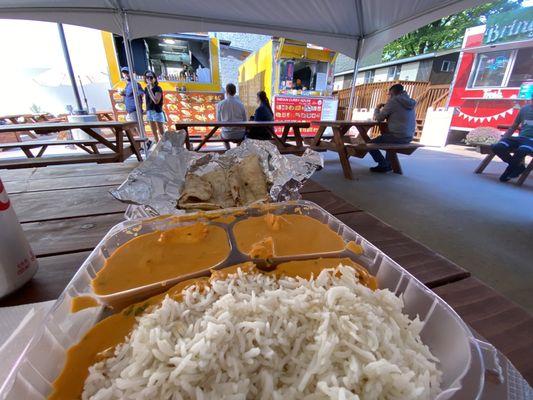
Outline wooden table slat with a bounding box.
[0,121,136,132]
[301,191,360,215]
[299,179,328,194]
[6,175,125,194]
[433,277,533,383]
[23,213,125,257]
[12,186,126,223]
[30,161,138,179]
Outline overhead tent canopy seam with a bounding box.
[0,0,489,58]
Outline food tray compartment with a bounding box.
[0,201,486,400]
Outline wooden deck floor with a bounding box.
[1,162,532,386]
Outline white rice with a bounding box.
[82,266,441,399]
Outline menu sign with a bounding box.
[164,92,223,135]
[108,89,223,136]
[274,96,324,136]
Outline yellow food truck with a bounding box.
[238,38,338,135]
[102,32,224,134]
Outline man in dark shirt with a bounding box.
[120,67,143,121]
[492,97,533,182]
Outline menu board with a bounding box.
[108,90,224,136]
[273,96,324,136]
[320,98,338,121]
[164,92,223,136]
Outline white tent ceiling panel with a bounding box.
[0,0,488,57]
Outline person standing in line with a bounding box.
[247,91,274,140]
[144,71,165,142]
[369,84,417,172]
[491,96,533,182]
[216,83,247,141]
[119,66,143,122]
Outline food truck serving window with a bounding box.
[279,59,329,92]
[469,47,533,88]
[114,35,212,83]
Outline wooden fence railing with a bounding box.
[334,80,429,119]
[333,80,450,138]
[415,84,450,121]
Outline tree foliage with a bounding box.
[382,0,524,61]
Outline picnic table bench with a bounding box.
[0,121,143,169]
[174,121,310,153]
[310,120,423,179]
[474,125,532,186]
[1,163,531,391]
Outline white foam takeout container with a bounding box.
[0,201,502,399]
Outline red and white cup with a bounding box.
[0,178,38,298]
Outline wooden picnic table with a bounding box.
[0,113,56,125]
[474,125,532,186]
[0,113,62,141]
[0,121,143,169]
[311,120,422,179]
[0,162,531,389]
[174,120,310,152]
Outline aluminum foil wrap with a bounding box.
[112,131,323,219]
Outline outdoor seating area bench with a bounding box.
[0,121,143,169]
[345,142,424,174]
[0,138,146,157]
[183,133,242,151]
[311,120,422,178]
[475,143,532,186]
[175,121,310,154]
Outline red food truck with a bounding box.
[448,7,533,134]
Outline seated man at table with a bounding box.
[369,84,416,172]
[491,97,533,182]
[216,83,247,141]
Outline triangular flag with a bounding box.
[468,116,474,122]
[487,116,493,122]
[494,114,500,121]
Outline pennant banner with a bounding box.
[457,107,516,123]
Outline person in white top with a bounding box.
[216,83,247,140]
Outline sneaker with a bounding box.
[370,164,393,173]
[499,165,514,182]
[508,164,526,179]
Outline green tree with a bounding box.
[382,0,524,61]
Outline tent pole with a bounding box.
[345,37,363,120]
[120,10,148,154]
[57,23,85,114]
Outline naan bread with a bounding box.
[178,155,269,210]
[201,168,234,209]
[228,155,269,206]
[178,174,212,205]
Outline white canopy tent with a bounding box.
[0,0,487,128]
